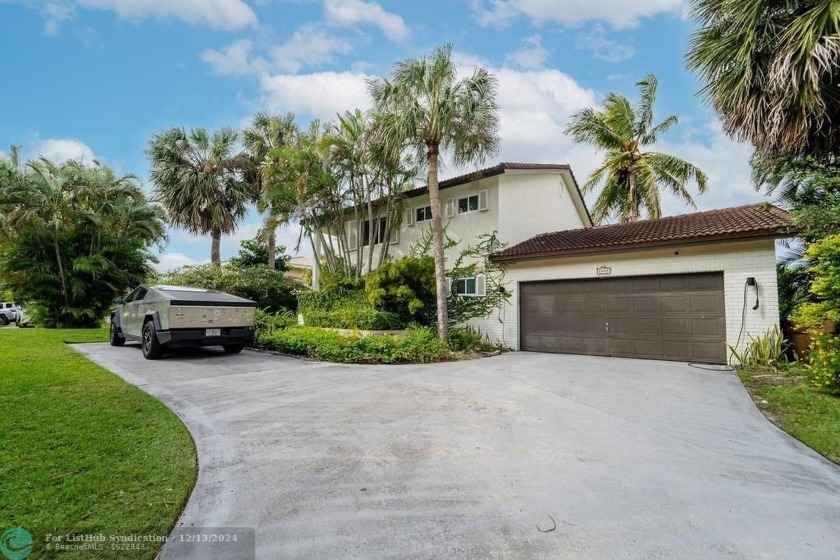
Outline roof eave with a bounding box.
[490,229,795,263]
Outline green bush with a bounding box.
[299,287,405,330]
[254,325,448,364]
[254,308,296,336]
[448,326,485,351]
[164,263,302,312]
[808,333,840,394]
[365,256,436,325]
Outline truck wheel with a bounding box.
[109,318,125,347]
[141,321,164,360]
[223,344,245,354]
[0,315,7,326]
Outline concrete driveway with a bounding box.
[73,344,840,559]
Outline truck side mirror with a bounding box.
[113,296,124,304]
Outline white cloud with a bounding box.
[154,252,204,273]
[324,0,410,42]
[506,34,549,69]
[202,39,269,76]
[31,138,97,163]
[575,24,636,63]
[260,71,372,119]
[42,2,75,35]
[471,0,685,28]
[270,25,353,73]
[656,122,766,215]
[42,0,257,32]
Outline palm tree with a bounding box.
[687,0,840,159]
[147,127,255,264]
[243,112,298,269]
[369,43,500,341]
[565,74,708,223]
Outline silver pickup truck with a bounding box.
[110,285,257,359]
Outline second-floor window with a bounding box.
[458,194,480,214]
[415,205,433,222]
[362,217,388,246]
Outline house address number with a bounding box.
[597,266,612,276]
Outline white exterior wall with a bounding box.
[497,171,588,243]
[468,239,780,360]
[339,169,588,275]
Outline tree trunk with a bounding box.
[365,174,376,275]
[267,225,276,269]
[211,230,221,264]
[627,173,638,223]
[427,145,449,342]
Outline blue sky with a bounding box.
[0,0,768,271]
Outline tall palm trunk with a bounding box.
[427,145,449,341]
[211,230,222,264]
[267,226,276,269]
[53,233,69,307]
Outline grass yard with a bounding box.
[738,366,840,465]
[0,328,197,559]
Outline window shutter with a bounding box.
[346,220,357,250]
[476,273,486,296]
[478,189,489,211]
[445,198,455,218]
[406,207,414,227]
[446,277,452,296]
[389,223,399,244]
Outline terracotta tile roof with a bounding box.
[403,162,572,199]
[491,204,794,262]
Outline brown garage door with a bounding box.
[520,273,726,363]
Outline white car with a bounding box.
[0,302,17,325]
[15,304,30,327]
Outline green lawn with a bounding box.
[738,366,840,465]
[0,328,197,559]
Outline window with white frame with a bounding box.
[451,274,486,297]
[362,217,387,246]
[415,205,432,222]
[457,194,479,214]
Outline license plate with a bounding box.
[205,328,221,337]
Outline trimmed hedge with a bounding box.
[255,325,449,364]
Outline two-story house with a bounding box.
[311,162,792,365]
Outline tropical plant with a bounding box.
[147,127,257,264]
[163,263,302,312]
[0,156,165,327]
[794,234,840,330]
[565,74,708,223]
[729,326,789,372]
[687,0,840,159]
[243,112,298,269]
[365,255,437,326]
[369,43,500,341]
[228,235,290,271]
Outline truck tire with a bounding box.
[223,344,245,354]
[141,320,164,360]
[0,315,8,326]
[109,318,125,347]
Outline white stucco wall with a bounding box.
[335,169,590,275]
[467,239,780,361]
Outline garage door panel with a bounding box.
[632,296,661,313]
[520,273,726,363]
[692,294,725,314]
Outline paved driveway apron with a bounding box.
[73,344,840,559]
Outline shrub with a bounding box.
[254,308,295,336]
[254,325,448,364]
[730,326,789,372]
[807,333,840,394]
[365,256,436,325]
[299,287,405,330]
[164,263,302,312]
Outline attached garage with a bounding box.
[519,273,726,363]
[487,204,794,364]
